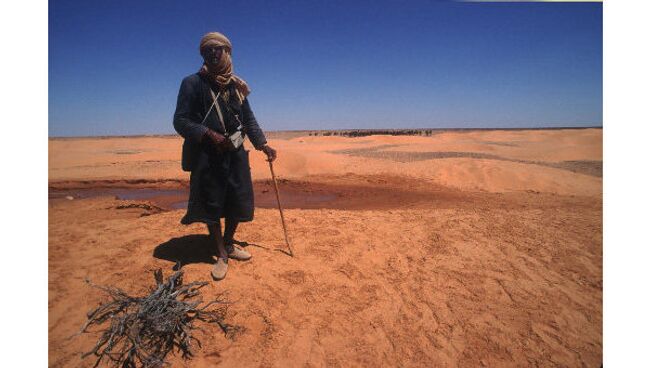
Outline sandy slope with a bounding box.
[49,129,602,195]
[49,129,602,367]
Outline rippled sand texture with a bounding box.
[49,128,602,367]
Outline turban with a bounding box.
[199,32,232,54]
[198,32,250,103]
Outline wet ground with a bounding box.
[48,175,457,212]
[49,184,338,211]
[48,174,594,215]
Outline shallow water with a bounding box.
[48,187,338,210]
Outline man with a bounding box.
[173,32,277,281]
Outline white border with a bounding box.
[603,0,650,366]
[0,0,49,365]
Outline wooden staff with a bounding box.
[268,160,294,257]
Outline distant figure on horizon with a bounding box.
[173,32,277,281]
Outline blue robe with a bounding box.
[173,73,267,224]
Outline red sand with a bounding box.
[49,129,602,367]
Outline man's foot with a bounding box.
[226,243,252,261]
[211,257,228,280]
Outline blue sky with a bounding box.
[49,0,602,137]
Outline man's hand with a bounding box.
[261,145,277,162]
[204,129,228,152]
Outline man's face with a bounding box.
[202,45,224,66]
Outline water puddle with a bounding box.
[49,186,338,210]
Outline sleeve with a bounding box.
[173,76,209,143]
[240,97,268,150]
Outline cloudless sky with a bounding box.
[49,0,602,137]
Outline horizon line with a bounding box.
[49,125,603,139]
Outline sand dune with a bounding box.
[49,129,602,367]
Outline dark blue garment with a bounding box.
[181,144,254,224]
[173,73,267,224]
[173,73,268,158]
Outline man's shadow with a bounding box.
[153,235,213,270]
[153,235,269,270]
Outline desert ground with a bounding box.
[48,128,602,367]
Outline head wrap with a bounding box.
[198,32,250,104]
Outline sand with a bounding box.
[49,128,602,367]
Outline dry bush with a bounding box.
[79,269,241,367]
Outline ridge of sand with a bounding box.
[49,129,602,196]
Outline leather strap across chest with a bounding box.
[198,89,227,133]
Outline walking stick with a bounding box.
[268,160,294,257]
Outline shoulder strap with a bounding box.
[209,89,227,132]
[199,90,219,125]
[198,89,226,134]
